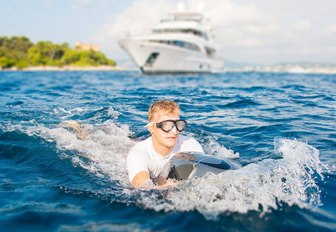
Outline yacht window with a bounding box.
[204,46,216,57]
[149,40,200,52]
[144,52,159,67]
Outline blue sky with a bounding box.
[1,0,336,65]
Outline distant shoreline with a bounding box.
[0,65,134,72]
[1,65,336,74]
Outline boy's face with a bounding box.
[149,109,180,153]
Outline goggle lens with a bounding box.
[157,120,187,132]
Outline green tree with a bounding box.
[62,49,116,67]
[0,36,33,52]
[0,36,33,68]
[61,49,81,65]
[27,41,69,66]
[0,35,116,69]
[0,57,16,68]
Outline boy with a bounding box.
[127,100,204,189]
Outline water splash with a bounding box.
[18,120,135,187]
[137,138,323,219]
[5,122,323,220]
[203,136,240,159]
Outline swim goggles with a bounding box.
[146,119,187,133]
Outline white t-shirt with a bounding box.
[127,135,204,183]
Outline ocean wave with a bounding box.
[1,71,335,230]
[2,121,323,220]
[134,138,323,219]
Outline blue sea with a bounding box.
[0,71,335,231]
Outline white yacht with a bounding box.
[119,12,224,74]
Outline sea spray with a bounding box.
[1,71,334,231]
[138,138,323,219]
[6,122,324,219]
[20,121,135,187]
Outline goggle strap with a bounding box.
[144,122,155,128]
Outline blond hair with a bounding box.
[148,100,180,121]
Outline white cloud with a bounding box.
[93,0,176,58]
[92,0,336,64]
[93,0,277,59]
[326,23,336,33]
[283,20,311,40]
[199,0,279,52]
[292,20,311,31]
[72,0,93,10]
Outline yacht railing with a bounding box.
[153,28,209,40]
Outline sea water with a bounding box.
[0,71,335,231]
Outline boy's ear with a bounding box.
[148,124,154,134]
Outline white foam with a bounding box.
[136,138,323,219]
[204,136,240,159]
[3,122,323,219]
[26,120,135,187]
[52,107,87,119]
[107,107,120,119]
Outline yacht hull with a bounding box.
[119,38,224,74]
